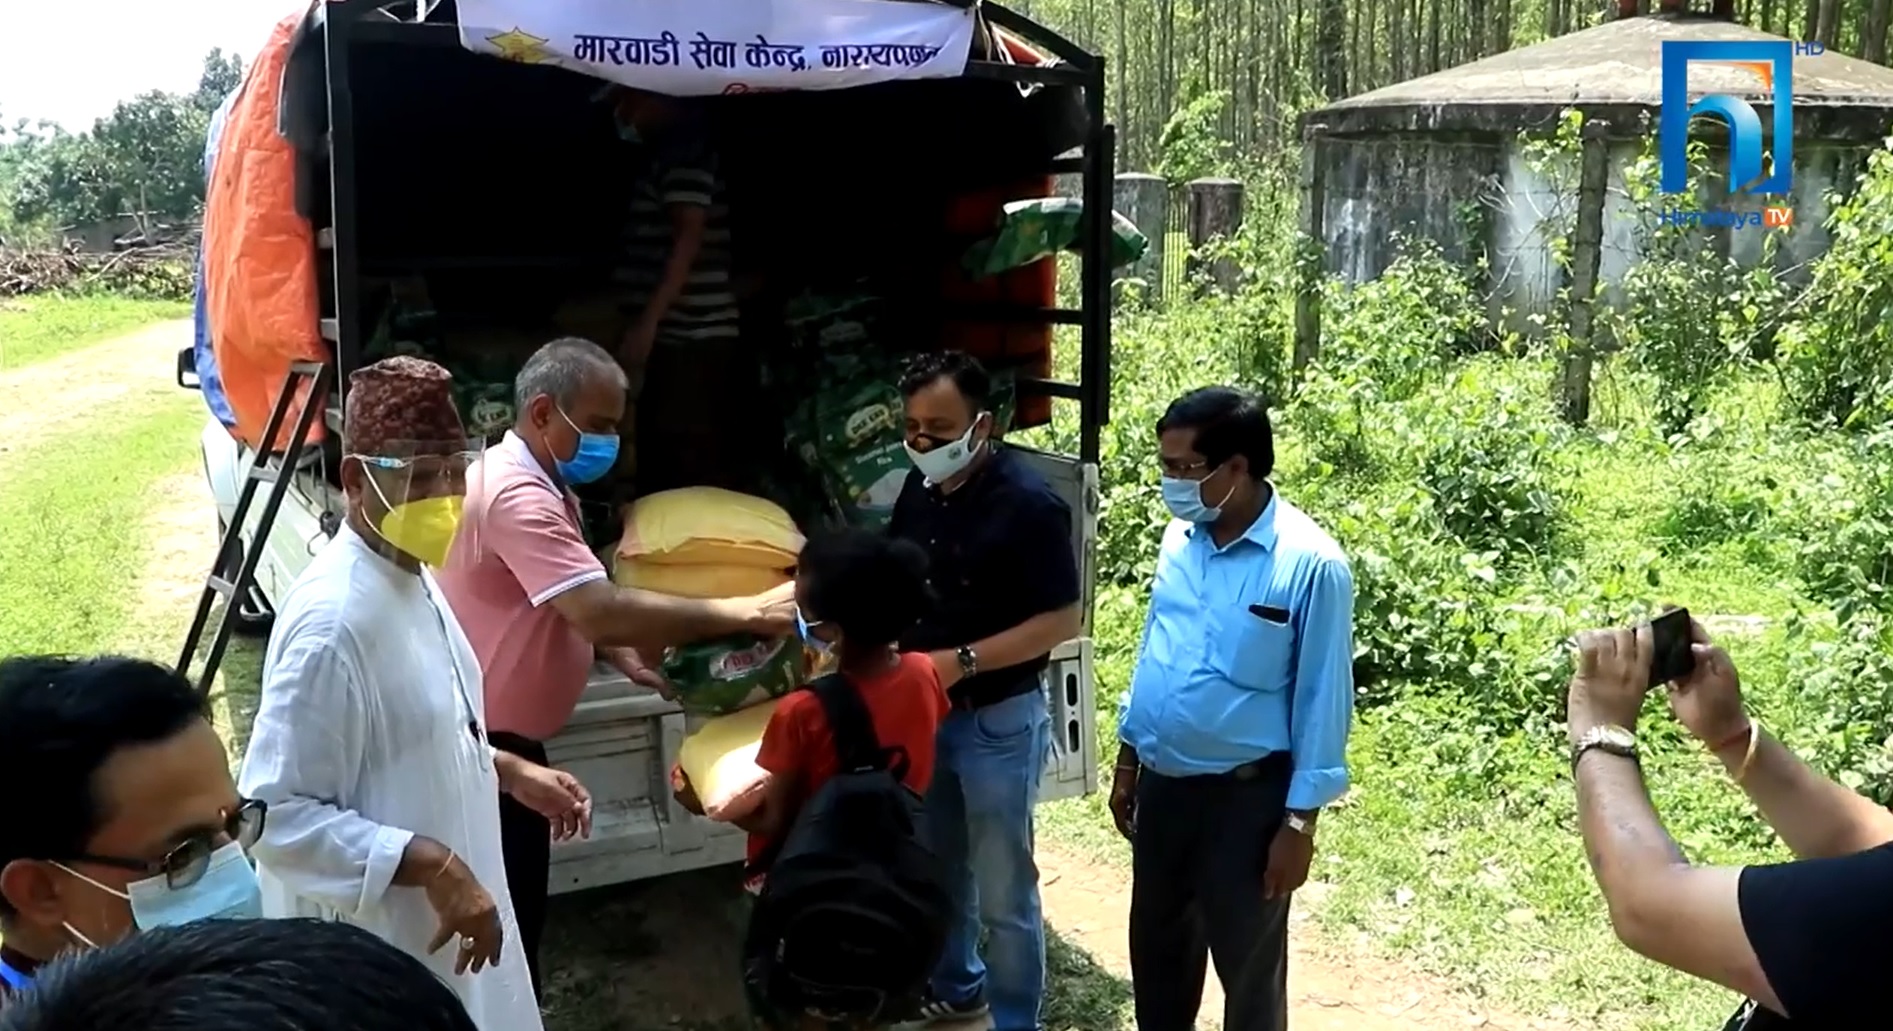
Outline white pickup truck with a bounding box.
[181,0,1116,896]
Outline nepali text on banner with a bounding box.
[455,0,977,96]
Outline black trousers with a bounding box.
[489,731,551,999]
[1128,755,1293,1031]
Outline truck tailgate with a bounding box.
[544,664,746,895]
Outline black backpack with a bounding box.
[742,672,953,1025]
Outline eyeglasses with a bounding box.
[1159,458,1212,479]
[66,799,267,890]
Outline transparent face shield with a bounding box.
[352,438,483,568]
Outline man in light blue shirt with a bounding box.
[1111,386,1355,1031]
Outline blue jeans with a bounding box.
[927,685,1051,1031]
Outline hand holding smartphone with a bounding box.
[1647,607,1697,688]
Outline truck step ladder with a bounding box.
[177,360,334,698]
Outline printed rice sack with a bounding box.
[792,377,910,530]
[963,196,1150,279]
[616,487,803,569]
[613,556,789,600]
[457,380,514,443]
[662,633,807,717]
[675,698,780,822]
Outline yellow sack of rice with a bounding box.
[674,698,781,823]
[615,487,803,570]
[613,556,789,600]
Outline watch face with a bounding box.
[1598,726,1636,749]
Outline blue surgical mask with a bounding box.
[1161,467,1236,524]
[795,607,832,656]
[615,118,642,144]
[57,840,263,944]
[555,406,621,486]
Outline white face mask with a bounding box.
[904,414,989,485]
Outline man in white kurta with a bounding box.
[240,357,581,1031]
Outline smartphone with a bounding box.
[1648,607,1697,688]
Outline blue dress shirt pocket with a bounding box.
[1211,604,1295,692]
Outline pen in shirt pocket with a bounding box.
[1249,603,1291,625]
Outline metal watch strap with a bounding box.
[1571,725,1638,766]
[956,645,979,678]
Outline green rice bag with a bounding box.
[963,197,1150,279]
[459,381,514,442]
[662,634,807,717]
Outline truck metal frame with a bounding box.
[181,0,1115,893]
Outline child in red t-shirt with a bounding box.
[737,529,953,890]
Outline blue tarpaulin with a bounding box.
[194,90,240,429]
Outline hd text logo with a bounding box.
[1658,39,1820,229]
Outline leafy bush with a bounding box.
[1320,237,1485,402]
[1782,140,1893,431]
[1789,431,1893,623]
[1651,445,1788,567]
[1787,611,1893,804]
[1412,375,1567,559]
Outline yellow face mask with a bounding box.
[377,495,465,568]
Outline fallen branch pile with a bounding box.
[0,242,196,300]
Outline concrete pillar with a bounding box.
[1186,177,1245,295]
[1113,172,1167,302]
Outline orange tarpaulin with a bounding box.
[203,9,327,452]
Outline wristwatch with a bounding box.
[1571,724,1639,766]
[956,645,979,679]
[1284,811,1316,836]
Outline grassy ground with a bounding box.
[1043,363,1845,1031]
[0,293,191,371]
[0,301,1846,1031]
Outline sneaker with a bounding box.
[915,995,990,1024]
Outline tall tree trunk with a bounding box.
[1815,0,1840,43]
[1867,0,1892,62]
[1316,0,1348,99]
[1428,0,1442,71]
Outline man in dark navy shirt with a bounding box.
[1568,615,1893,1027]
[888,351,1082,1031]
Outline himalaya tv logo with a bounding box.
[1658,39,1817,229]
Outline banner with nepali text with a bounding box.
[456,0,977,95]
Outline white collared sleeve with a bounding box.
[238,623,414,917]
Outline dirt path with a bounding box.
[0,319,193,455]
[1037,844,1569,1031]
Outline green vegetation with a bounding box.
[1026,133,1893,1031]
[0,385,204,654]
[0,50,240,241]
[0,293,191,369]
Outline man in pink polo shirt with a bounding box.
[437,336,792,996]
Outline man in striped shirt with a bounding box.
[609,89,745,496]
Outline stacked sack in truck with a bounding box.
[778,291,910,530]
[614,487,807,824]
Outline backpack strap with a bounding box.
[808,673,910,780]
[742,673,912,881]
